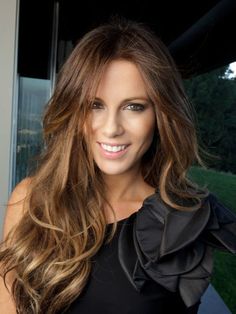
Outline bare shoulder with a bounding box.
[0,179,31,312]
[9,177,32,201]
[2,177,32,240]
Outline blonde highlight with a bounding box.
[0,16,210,313]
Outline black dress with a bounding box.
[64,192,236,314]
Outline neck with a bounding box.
[102,168,154,203]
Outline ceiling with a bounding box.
[18,0,236,79]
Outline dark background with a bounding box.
[18,0,236,79]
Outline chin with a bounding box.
[93,153,141,176]
[96,160,139,176]
[95,161,131,175]
[99,167,129,176]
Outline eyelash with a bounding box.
[90,102,103,110]
[126,103,145,111]
[90,102,145,112]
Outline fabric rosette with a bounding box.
[118,192,236,308]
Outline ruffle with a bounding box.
[118,192,236,308]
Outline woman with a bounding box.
[0,16,236,314]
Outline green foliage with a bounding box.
[212,250,236,314]
[188,166,236,313]
[184,67,236,174]
[188,166,236,210]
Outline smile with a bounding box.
[98,142,130,159]
[101,143,128,152]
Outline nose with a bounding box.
[102,111,124,138]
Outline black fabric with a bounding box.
[64,192,236,314]
[118,192,236,308]
[65,221,201,314]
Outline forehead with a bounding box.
[95,59,148,100]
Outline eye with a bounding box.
[125,103,145,111]
[90,101,104,110]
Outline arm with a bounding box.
[0,178,31,314]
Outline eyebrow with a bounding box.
[94,96,150,103]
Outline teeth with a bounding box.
[101,143,127,152]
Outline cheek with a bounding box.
[90,115,103,135]
[83,118,99,140]
[133,115,156,143]
[143,125,155,149]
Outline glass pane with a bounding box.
[14,77,51,186]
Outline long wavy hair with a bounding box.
[0,16,210,313]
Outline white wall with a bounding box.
[0,0,18,238]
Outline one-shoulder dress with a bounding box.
[64,192,236,314]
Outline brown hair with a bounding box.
[0,16,209,313]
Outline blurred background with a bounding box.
[0,0,235,312]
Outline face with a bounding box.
[87,59,156,176]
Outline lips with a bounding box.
[100,143,129,152]
[98,142,130,147]
[97,142,130,159]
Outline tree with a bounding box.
[184,66,236,173]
